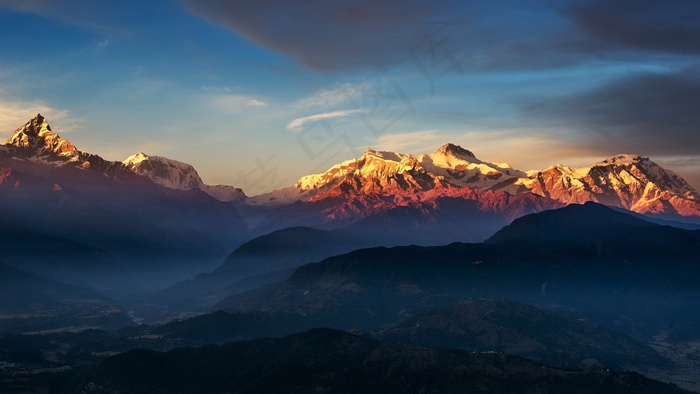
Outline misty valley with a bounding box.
[2,115,700,393]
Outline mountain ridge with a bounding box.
[6,115,697,222]
[252,144,699,219]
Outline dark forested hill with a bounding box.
[82,328,687,394]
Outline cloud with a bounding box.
[246,99,268,107]
[568,0,700,56]
[374,130,441,152]
[200,86,232,93]
[181,0,700,74]
[94,38,110,53]
[182,0,557,72]
[286,109,363,132]
[295,82,371,109]
[524,67,700,157]
[0,98,81,136]
[206,94,270,112]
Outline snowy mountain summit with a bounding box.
[123,152,246,202]
[419,143,526,192]
[123,152,204,190]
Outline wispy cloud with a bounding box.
[206,93,269,112]
[374,130,442,152]
[0,98,83,141]
[200,87,268,110]
[0,98,81,135]
[200,85,232,93]
[286,109,363,132]
[94,38,109,53]
[246,99,268,107]
[295,82,370,109]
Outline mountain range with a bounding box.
[3,113,698,299]
[0,115,249,294]
[3,115,698,236]
[247,143,700,221]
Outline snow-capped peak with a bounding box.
[432,143,476,160]
[123,152,204,190]
[295,147,416,192]
[122,152,246,202]
[123,151,149,165]
[421,143,526,192]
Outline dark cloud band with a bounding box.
[525,67,700,157]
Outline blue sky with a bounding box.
[1,0,698,195]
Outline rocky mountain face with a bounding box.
[523,155,700,217]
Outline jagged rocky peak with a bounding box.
[5,113,78,158]
[6,113,50,141]
[433,143,476,159]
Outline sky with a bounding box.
[0,0,698,195]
